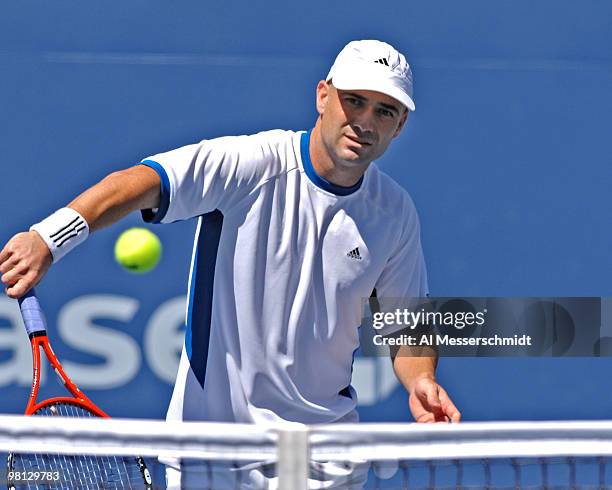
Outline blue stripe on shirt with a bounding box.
[185,210,224,388]
[139,160,171,223]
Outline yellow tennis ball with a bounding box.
[114,228,162,274]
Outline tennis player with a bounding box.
[0,40,460,488]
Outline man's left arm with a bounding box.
[372,198,460,423]
[391,347,461,423]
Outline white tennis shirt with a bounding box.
[141,129,428,426]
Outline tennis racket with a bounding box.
[7,288,152,489]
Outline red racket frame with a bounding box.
[25,332,108,417]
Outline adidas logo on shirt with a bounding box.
[346,247,362,260]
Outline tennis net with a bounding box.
[1,416,612,489]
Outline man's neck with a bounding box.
[309,122,370,188]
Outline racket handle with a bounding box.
[18,288,47,336]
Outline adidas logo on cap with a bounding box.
[347,247,363,260]
[374,58,389,66]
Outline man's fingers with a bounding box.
[6,278,32,299]
[0,260,30,286]
[439,387,461,423]
[0,254,19,275]
[0,246,10,266]
[411,381,460,425]
[414,411,436,423]
[424,385,442,411]
[1,269,18,288]
[416,412,450,423]
[5,270,38,299]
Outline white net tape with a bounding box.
[3,417,612,489]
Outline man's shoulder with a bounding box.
[206,129,298,148]
[202,129,300,170]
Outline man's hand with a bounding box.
[408,375,461,423]
[0,231,52,298]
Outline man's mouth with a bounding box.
[344,135,372,146]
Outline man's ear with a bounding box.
[316,80,330,116]
[393,109,409,138]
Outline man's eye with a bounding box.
[346,98,362,106]
[378,108,394,118]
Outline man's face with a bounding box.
[316,81,408,168]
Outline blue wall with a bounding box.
[1,1,610,421]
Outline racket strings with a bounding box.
[9,402,146,489]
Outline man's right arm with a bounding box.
[0,164,161,299]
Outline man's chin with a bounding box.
[337,148,371,166]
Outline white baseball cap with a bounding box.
[326,40,415,112]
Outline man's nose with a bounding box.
[351,107,376,135]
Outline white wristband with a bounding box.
[30,208,90,263]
